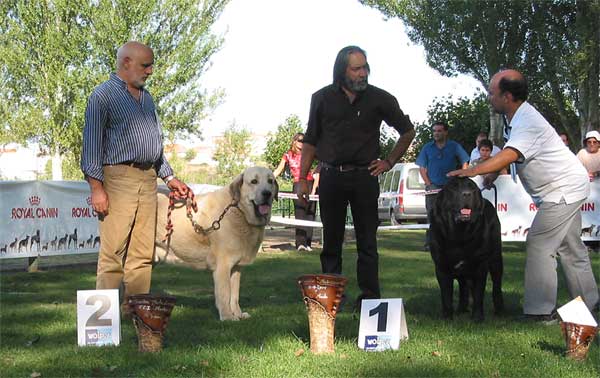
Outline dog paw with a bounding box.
[219,312,237,321]
[239,312,251,319]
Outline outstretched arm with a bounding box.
[448,148,519,178]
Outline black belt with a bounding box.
[114,161,155,170]
[321,162,370,172]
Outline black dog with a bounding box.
[429,177,503,322]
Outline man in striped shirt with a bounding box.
[81,41,189,311]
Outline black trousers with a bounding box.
[292,181,316,247]
[318,167,381,298]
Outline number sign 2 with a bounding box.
[77,289,120,347]
[358,298,408,351]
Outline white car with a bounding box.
[378,162,427,224]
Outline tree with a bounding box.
[404,94,490,162]
[0,0,228,179]
[262,114,304,170]
[213,122,253,184]
[361,0,599,146]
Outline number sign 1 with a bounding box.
[358,298,408,351]
[77,289,120,347]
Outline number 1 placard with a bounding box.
[358,298,408,351]
[77,289,120,347]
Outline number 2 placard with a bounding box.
[77,289,120,347]
[358,298,408,351]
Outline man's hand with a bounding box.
[90,186,109,216]
[447,167,476,178]
[167,178,190,198]
[368,159,392,176]
[296,179,310,205]
[86,177,109,216]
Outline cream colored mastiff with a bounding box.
[154,167,278,320]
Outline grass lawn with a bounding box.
[1,230,598,377]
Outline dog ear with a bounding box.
[229,173,243,202]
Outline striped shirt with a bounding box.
[81,73,173,181]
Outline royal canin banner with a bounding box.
[0,181,220,259]
[0,181,100,259]
[473,175,600,242]
[1,178,598,259]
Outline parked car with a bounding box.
[378,162,427,224]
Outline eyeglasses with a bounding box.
[587,140,599,145]
[296,139,304,142]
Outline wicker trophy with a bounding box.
[297,274,348,354]
[560,321,598,361]
[127,294,176,352]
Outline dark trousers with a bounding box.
[292,181,316,247]
[318,167,381,298]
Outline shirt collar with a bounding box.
[110,73,128,89]
[109,73,145,94]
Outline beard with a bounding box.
[344,76,368,92]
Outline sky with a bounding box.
[199,0,483,139]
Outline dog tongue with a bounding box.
[258,204,271,215]
[460,208,471,216]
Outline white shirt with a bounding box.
[504,101,589,205]
[470,145,502,162]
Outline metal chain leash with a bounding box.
[186,198,239,235]
[158,190,238,266]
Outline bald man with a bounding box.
[448,69,598,322]
[81,41,189,312]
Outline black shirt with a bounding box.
[304,83,414,165]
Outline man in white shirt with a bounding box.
[449,69,598,321]
[469,131,501,163]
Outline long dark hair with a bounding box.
[290,132,304,152]
[332,45,369,86]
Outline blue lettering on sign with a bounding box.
[365,335,379,350]
[85,327,113,346]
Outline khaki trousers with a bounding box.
[96,165,158,303]
[524,199,599,314]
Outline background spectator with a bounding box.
[273,133,316,252]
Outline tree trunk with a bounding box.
[489,110,504,148]
[51,148,63,181]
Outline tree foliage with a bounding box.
[404,94,489,162]
[262,114,304,169]
[361,0,599,147]
[0,0,229,178]
[213,122,253,184]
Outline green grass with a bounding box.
[1,230,599,377]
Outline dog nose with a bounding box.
[262,190,272,199]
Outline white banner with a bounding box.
[473,175,600,242]
[0,181,100,259]
[0,181,224,259]
[1,178,598,260]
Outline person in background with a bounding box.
[273,132,316,252]
[449,69,598,320]
[559,132,570,147]
[470,138,508,175]
[311,162,322,196]
[81,41,190,313]
[469,131,501,163]
[417,121,470,250]
[297,45,415,311]
[576,130,600,181]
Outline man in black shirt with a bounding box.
[297,46,415,310]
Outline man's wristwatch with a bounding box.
[164,175,176,185]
